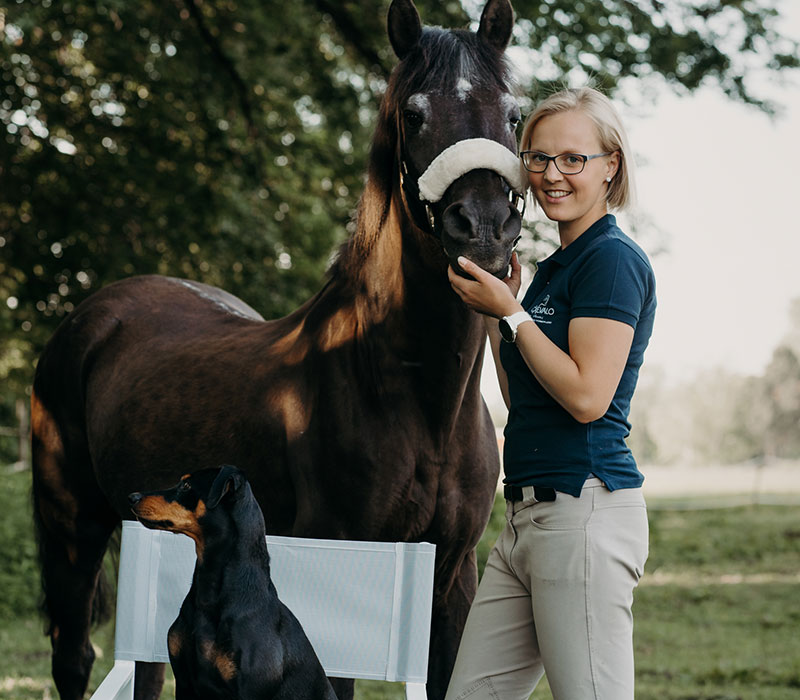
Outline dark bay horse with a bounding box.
[31,1,524,698]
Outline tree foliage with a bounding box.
[1,0,798,398]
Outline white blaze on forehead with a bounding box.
[406,93,431,115]
[456,78,472,101]
[417,138,526,203]
[500,92,519,115]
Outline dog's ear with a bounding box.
[207,465,245,509]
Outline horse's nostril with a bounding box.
[495,206,516,240]
[442,203,477,242]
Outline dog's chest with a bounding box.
[169,615,240,690]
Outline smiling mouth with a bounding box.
[545,190,571,199]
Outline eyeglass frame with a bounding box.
[520,150,614,175]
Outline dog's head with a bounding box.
[128,465,246,554]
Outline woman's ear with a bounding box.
[606,151,621,182]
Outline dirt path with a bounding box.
[641,462,800,498]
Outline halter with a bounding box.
[399,134,527,238]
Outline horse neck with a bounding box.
[338,177,484,347]
[323,179,488,432]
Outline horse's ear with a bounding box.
[388,0,422,60]
[207,465,244,509]
[477,0,514,51]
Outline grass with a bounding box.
[2,465,799,699]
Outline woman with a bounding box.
[445,87,656,700]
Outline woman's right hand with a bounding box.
[448,252,523,318]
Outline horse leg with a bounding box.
[427,549,479,700]
[328,678,354,700]
[31,395,120,700]
[134,663,166,700]
[33,495,117,700]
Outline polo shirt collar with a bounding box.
[541,214,616,269]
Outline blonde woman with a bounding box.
[446,87,656,700]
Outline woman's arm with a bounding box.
[513,315,633,423]
[449,256,634,424]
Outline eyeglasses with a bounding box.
[520,151,613,175]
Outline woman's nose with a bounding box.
[543,159,563,181]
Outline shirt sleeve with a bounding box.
[569,239,653,328]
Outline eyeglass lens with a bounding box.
[523,153,586,174]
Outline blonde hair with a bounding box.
[519,87,636,211]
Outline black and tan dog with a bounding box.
[129,465,337,700]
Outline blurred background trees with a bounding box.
[1,0,798,463]
[628,299,800,465]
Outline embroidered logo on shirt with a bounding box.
[529,294,556,324]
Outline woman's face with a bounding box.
[526,109,619,244]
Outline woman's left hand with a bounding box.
[448,253,523,318]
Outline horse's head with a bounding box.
[387,0,524,278]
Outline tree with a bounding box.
[1,0,798,399]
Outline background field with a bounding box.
[2,464,799,700]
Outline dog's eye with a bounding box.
[178,481,191,492]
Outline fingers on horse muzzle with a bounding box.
[441,188,523,278]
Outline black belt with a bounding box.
[503,484,557,503]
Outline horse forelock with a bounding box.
[394,27,514,102]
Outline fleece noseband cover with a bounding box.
[417,138,526,203]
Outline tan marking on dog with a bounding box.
[215,653,237,681]
[168,629,183,657]
[132,496,206,560]
[201,640,237,681]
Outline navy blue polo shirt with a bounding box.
[499,214,656,496]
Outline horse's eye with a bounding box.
[509,115,520,128]
[403,110,424,131]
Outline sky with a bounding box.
[481,5,800,408]
[625,83,800,384]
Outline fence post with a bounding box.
[16,398,30,467]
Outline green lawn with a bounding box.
[2,465,799,699]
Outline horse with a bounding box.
[30,1,525,698]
